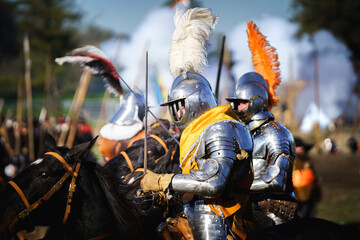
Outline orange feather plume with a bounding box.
[247,20,281,109]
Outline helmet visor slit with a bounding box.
[177,101,183,119]
[171,103,179,121]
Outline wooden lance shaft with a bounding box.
[15,79,23,156]
[65,69,92,148]
[24,34,35,161]
[144,51,148,174]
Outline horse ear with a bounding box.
[44,133,57,150]
[85,135,99,152]
[67,135,99,162]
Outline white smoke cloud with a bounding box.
[227,15,356,123]
[300,102,331,132]
[100,8,356,128]
[296,30,356,120]
[100,7,176,117]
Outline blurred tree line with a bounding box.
[292,0,360,69]
[0,0,115,117]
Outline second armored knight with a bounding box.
[226,21,296,225]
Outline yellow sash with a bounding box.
[179,104,239,174]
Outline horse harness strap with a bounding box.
[134,168,154,174]
[149,134,169,152]
[8,152,81,224]
[120,134,168,173]
[8,171,73,234]
[8,152,111,240]
[120,151,134,172]
[8,181,30,209]
[42,152,82,224]
[62,159,81,224]
[45,151,78,177]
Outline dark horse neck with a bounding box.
[70,162,119,239]
[47,160,143,240]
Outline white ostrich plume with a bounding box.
[169,7,218,78]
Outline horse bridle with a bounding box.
[120,134,170,173]
[8,151,81,228]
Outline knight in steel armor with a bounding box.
[141,73,254,240]
[140,7,254,240]
[226,21,296,225]
[97,89,145,162]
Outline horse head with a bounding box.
[0,134,143,240]
[0,133,96,239]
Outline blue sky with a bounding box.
[75,0,293,35]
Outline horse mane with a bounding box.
[80,155,143,239]
[153,144,181,174]
[147,119,171,136]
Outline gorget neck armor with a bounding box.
[246,111,274,132]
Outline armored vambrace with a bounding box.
[250,154,292,192]
[171,157,233,198]
[250,118,295,193]
[170,121,253,198]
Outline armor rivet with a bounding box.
[196,84,200,89]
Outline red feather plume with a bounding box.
[55,45,123,96]
[247,21,281,109]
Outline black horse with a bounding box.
[0,134,146,240]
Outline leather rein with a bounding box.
[8,151,81,230]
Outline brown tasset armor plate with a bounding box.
[258,200,298,222]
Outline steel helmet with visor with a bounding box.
[161,73,217,131]
[226,72,269,123]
